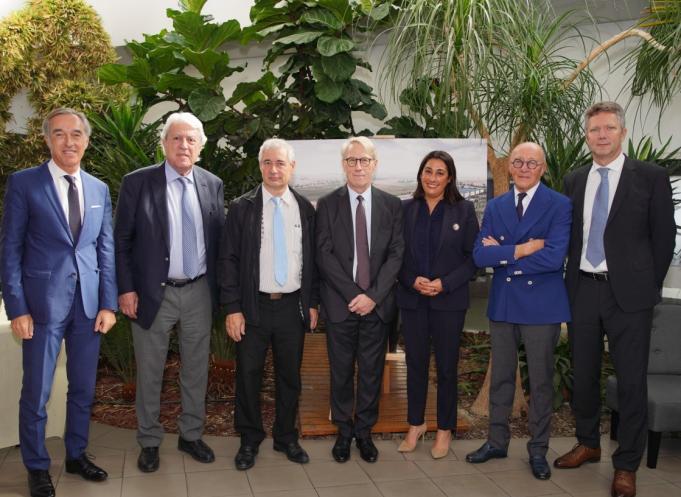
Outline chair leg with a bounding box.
[647,430,662,469]
[610,410,619,441]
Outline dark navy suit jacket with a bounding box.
[114,163,224,329]
[1,162,117,323]
[473,182,572,325]
[397,198,479,311]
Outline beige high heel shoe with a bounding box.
[397,423,428,452]
[430,429,452,459]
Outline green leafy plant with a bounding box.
[626,135,681,170]
[99,314,136,385]
[542,134,591,192]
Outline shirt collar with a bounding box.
[164,161,195,184]
[513,181,540,202]
[48,159,81,181]
[262,184,293,206]
[347,185,372,203]
[590,153,625,175]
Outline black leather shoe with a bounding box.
[137,447,160,473]
[178,437,215,463]
[273,441,310,464]
[465,442,508,463]
[234,445,258,470]
[27,470,55,497]
[356,437,378,463]
[529,455,551,480]
[65,454,108,481]
[332,435,352,463]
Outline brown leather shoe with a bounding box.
[611,469,636,497]
[553,443,601,468]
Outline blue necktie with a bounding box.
[180,177,199,279]
[272,197,287,286]
[586,167,609,267]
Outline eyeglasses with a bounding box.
[511,159,543,170]
[261,160,289,168]
[344,157,374,167]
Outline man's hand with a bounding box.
[309,308,319,331]
[422,278,444,297]
[95,310,116,334]
[11,314,34,340]
[514,238,545,259]
[118,291,139,319]
[226,312,246,342]
[482,236,500,247]
[348,294,376,316]
[413,276,432,295]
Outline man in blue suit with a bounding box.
[465,142,571,481]
[0,108,117,497]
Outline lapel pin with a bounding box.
[500,235,505,241]
[452,223,460,231]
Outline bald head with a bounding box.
[508,142,547,193]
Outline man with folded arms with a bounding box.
[219,138,318,470]
[115,112,224,472]
[1,108,117,497]
[467,142,572,481]
[556,102,675,497]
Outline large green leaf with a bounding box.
[321,53,356,82]
[188,88,226,121]
[368,2,390,21]
[147,46,186,74]
[256,22,294,38]
[360,101,387,120]
[157,73,202,92]
[178,0,207,13]
[170,10,240,50]
[98,64,128,84]
[315,76,344,103]
[126,60,157,87]
[317,36,354,56]
[301,8,344,30]
[319,0,352,24]
[182,49,231,79]
[275,31,325,45]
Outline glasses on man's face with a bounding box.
[511,159,543,170]
[344,157,373,168]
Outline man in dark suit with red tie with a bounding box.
[316,136,404,464]
[555,102,676,497]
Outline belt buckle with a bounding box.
[270,293,283,300]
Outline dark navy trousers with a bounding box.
[20,284,100,470]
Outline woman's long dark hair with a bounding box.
[413,150,464,203]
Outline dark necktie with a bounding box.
[64,175,81,242]
[516,192,527,220]
[355,195,370,291]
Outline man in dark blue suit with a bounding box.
[1,108,118,497]
[466,142,572,481]
[114,112,224,473]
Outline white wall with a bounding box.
[2,0,680,149]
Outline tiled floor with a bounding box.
[1,423,681,497]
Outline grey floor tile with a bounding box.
[0,461,60,487]
[303,460,370,487]
[549,464,611,494]
[470,457,529,473]
[486,469,564,497]
[371,440,410,461]
[590,461,666,486]
[183,452,238,473]
[55,477,123,497]
[635,483,681,497]
[316,482,382,497]
[358,460,426,482]
[91,427,139,451]
[252,490,318,497]
[0,485,30,496]
[186,468,252,497]
[246,464,313,494]
[1,446,23,463]
[401,441,458,462]
[414,458,481,477]
[89,422,116,441]
[121,472,188,497]
[377,478,447,497]
[295,439,334,463]
[432,473,509,497]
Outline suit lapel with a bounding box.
[572,166,589,226]
[607,157,633,225]
[498,190,519,235]
[336,186,354,254]
[406,200,420,262]
[434,201,454,258]
[40,162,72,241]
[151,163,171,251]
[515,183,550,240]
[369,186,385,260]
[193,167,212,248]
[79,172,96,247]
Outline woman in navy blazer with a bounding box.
[396,151,479,458]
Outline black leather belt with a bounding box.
[166,274,205,287]
[258,290,300,300]
[579,270,609,281]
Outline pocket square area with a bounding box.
[90,204,102,208]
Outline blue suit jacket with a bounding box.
[397,198,479,311]
[473,182,572,324]
[1,162,117,323]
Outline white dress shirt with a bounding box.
[579,153,625,272]
[348,185,372,281]
[259,185,303,293]
[514,182,540,214]
[47,159,84,223]
[165,162,207,279]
